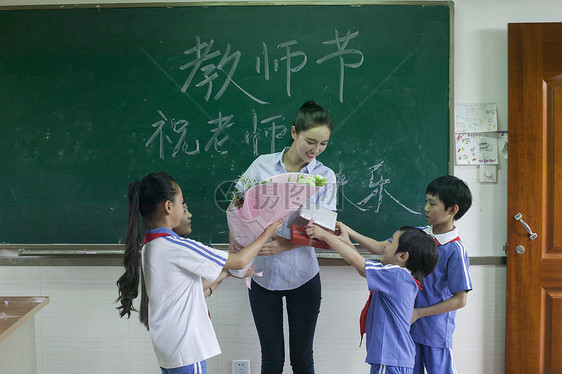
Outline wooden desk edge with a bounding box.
[0,296,50,344]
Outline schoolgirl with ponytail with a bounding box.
[117,171,282,374]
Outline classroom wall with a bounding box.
[1,264,505,374]
[2,0,561,373]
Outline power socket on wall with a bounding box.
[479,164,497,183]
[232,360,250,374]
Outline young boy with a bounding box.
[334,175,472,374]
[306,223,438,374]
[409,175,473,374]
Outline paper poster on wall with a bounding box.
[454,103,498,133]
[455,133,499,164]
[498,131,508,159]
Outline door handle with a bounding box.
[514,213,538,240]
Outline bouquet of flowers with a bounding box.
[226,172,327,277]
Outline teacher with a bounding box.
[232,100,337,374]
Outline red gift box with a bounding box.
[290,225,331,250]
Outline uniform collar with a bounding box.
[143,227,179,245]
[424,225,460,245]
[147,227,178,237]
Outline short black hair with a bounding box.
[426,175,472,220]
[396,226,438,282]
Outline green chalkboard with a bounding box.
[0,3,451,244]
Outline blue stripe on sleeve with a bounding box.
[452,240,472,291]
[165,236,227,267]
[365,260,401,271]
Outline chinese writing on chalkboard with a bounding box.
[178,30,363,105]
[144,29,419,216]
[145,30,364,159]
[336,161,422,215]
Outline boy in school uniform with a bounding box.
[409,175,473,374]
[335,175,472,374]
[306,223,439,374]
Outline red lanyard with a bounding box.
[142,232,171,245]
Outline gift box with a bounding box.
[290,225,331,250]
[286,200,337,231]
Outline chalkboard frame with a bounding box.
[0,1,454,247]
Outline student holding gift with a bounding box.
[116,171,282,374]
[305,222,438,374]
[335,176,472,374]
[173,198,253,299]
[232,100,337,374]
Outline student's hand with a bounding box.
[263,219,284,239]
[335,222,353,246]
[229,239,242,253]
[335,221,348,236]
[305,220,330,241]
[229,232,242,253]
[230,264,255,279]
[243,264,255,278]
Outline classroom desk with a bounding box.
[0,296,49,374]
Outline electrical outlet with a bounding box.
[479,164,497,183]
[232,359,250,374]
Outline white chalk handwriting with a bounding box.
[177,30,363,105]
[146,109,287,159]
[336,162,421,215]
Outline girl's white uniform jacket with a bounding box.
[141,228,228,369]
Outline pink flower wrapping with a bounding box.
[226,173,323,278]
[227,173,323,247]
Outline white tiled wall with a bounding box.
[452,265,506,373]
[0,264,505,374]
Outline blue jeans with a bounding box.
[249,273,321,374]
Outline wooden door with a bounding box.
[507,23,562,373]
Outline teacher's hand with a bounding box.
[258,236,294,256]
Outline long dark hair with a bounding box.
[116,171,179,329]
[288,100,333,145]
[396,226,439,282]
